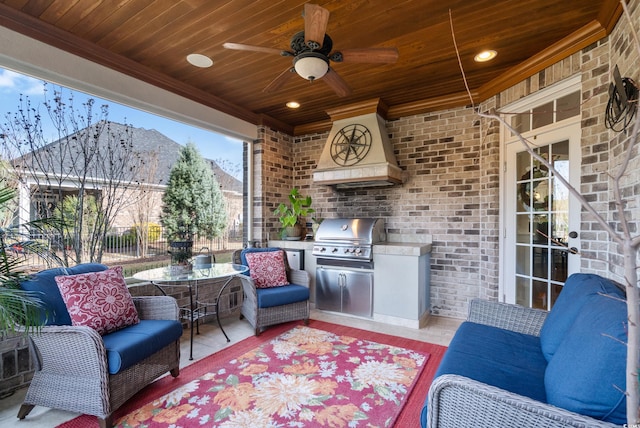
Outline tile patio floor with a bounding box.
[0,309,462,427]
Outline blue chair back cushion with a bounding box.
[256,284,310,309]
[539,273,624,361]
[19,263,108,326]
[544,292,627,424]
[102,319,183,374]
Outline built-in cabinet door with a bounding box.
[504,122,581,309]
[342,270,373,318]
[315,267,373,317]
[315,267,342,312]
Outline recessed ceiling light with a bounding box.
[186,53,213,68]
[286,101,301,109]
[474,50,497,62]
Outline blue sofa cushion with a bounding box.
[433,322,548,401]
[20,263,108,326]
[539,273,624,361]
[256,284,310,309]
[102,319,183,374]
[421,321,548,427]
[544,293,627,424]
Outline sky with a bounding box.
[0,67,243,180]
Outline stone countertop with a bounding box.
[270,239,432,256]
[373,242,432,256]
[268,239,315,249]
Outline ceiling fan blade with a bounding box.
[335,47,399,64]
[322,68,351,97]
[223,42,288,56]
[263,67,296,93]
[304,3,330,49]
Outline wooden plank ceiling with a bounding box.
[0,0,624,135]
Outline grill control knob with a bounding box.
[331,248,338,253]
[354,247,362,255]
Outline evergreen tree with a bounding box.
[161,142,227,241]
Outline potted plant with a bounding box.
[168,237,194,273]
[273,188,315,240]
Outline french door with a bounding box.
[503,122,581,309]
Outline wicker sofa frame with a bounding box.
[18,296,181,428]
[234,249,310,335]
[425,299,619,427]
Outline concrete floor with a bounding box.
[0,309,462,427]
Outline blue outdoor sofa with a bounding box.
[423,273,627,427]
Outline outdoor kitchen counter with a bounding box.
[373,241,432,256]
[373,237,431,329]
[270,237,432,330]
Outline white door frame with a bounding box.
[499,75,582,304]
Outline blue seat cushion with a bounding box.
[19,263,108,325]
[544,293,627,424]
[256,284,309,309]
[102,319,183,374]
[434,322,548,400]
[421,321,548,427]
[539,273,624,361]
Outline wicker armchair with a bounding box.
[18,265,182,428]
[425,299,618,428]
[236,248,310,335]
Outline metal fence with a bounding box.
[8,226,243,271]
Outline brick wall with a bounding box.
[257,106,489,320]
[580,0,640,282]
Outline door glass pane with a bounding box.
[532,280,548,310]
[532,246,549,279]
[551,282,563,305]
[532,102,553,129]
[516,214,531,243]
[533,145,550,172]
[516,276,530,307]
[516,245,530,275]
[550,212,568,246]
[533,214,549,244]
[556,91,580,121]
[551,248,568,281]
[516,151,531,212]
[512,113,531,134]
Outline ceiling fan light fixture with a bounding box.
[186,53,213,68]
[294,53,329,81]
[474,50,497,62]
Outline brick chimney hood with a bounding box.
[313,99,406,189]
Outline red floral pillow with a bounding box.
[245,250,290,288]
[55,266,139,335]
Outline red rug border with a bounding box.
[57,319,447,427]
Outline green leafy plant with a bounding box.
[273,188,314,238]
[0,183,50,334]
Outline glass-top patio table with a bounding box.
[133,263,248,360]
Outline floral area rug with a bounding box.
[116,325,429,427]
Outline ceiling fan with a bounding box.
[222,3,399,97]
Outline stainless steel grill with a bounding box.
[312,218,385,263]
[313,218,385,319]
